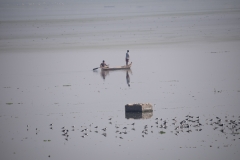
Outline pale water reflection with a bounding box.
[99,69,132,87]
[100,69,109,80]
[125,112,153,119]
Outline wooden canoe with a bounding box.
[101,62,132,70]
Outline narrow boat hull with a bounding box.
[101,62,132,70]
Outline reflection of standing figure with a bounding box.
[125,50,130,65]
[126,71,130,87]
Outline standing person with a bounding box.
[125,50,130,65]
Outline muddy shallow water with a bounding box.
[1,0,240,160]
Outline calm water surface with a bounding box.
[1,46,240,160]
[1,0,240,159]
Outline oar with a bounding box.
[93,64,109,70]
[93,67,99,70]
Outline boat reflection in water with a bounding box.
[125,112,153,119]
[100,69,132,87]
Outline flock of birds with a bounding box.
[25,114,240,147]
[27,115,240,142]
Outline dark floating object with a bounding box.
[125,103,153,119]
[63,85,71,87]
[125,103,153,112]
[102,133,107,137]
